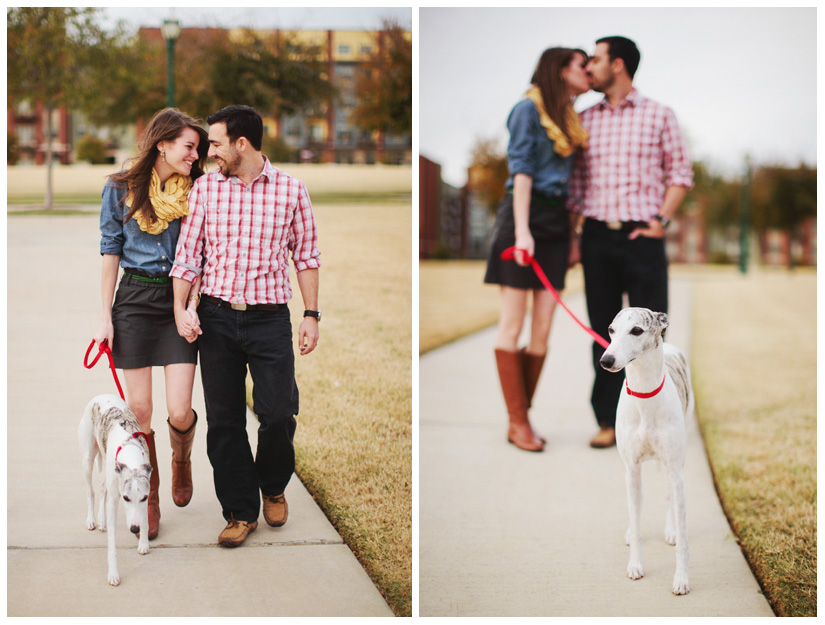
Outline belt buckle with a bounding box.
[230,303,247,311]
[606,220,622,230]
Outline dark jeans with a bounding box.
[198,299,298,523]
[581,219,669,429]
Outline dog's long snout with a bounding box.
[130,525,140,534]
[600,352,615,370]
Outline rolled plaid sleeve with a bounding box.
[170,178,206,283]
[99,180,126,256]
[662,107,694,189]
[288,181,321,272]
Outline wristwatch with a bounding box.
[304,310,321,322]
[654,215,671,229]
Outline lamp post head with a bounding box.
[161,18,181,43]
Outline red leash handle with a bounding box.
[501,247,610,350]
[84,339,125,400]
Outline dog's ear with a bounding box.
[143,463,153,475]
[115,462,125,475]
[656,312,669,339]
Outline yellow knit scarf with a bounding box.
[525,86,588,157]
[127,169,192,235]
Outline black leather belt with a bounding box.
[586,218,649,232]
[201,294,280,311]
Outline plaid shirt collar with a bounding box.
[214,155,276,185]
[596,87,641,111]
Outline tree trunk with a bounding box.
[44,104,54,209]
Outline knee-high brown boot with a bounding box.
[145,430,160,539]
[521,349,548,444]
[168,411,197,507]
[495,348,544,452]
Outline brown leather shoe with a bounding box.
[168,411,197,507]
[590,427,616,449]
[262,494,288,527]
[218,518,258,547]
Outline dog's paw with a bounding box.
[108,572,120,587]
[664,530,677,546]
[138,541,149,555]
[86,518,97,531]
[627,561,644,580]
[672,570,690,595]
[624,528,631,546]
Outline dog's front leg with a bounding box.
[625,462,644,580]
[664,477,676,545]
[669,468,690,595]
[82,453,97,530]
[106,483,120,586]
[97,477,108,532]
[137,504,150,556]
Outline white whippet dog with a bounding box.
[599,308,693,595]
[78,394,152,586]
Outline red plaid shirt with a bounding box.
[170,157,321,305]
[568,89,693,222]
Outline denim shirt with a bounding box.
[99,178,182,277]
[505,98,574,199]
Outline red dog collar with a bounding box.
[625,375,666,399]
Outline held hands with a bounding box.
[175,302,202,343]
[298,317,319,356]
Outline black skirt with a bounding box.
[484,192,571,290]
[111,273,198,369]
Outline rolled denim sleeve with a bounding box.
[506,100,538,179]
[99,180,126,256]
[288,181,321,272]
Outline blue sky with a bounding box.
[420,7,818,187]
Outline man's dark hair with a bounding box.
[207,105,263,150]
[596,36,640,79]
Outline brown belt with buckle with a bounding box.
[201,294,280,311]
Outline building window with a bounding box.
[360,45,372,55]
[338,44,351,55]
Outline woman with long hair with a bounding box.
[95,108,209,537]
[483,48,590,451]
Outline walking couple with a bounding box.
[94,104,321,546]
[484,36,694,451]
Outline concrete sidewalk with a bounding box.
[420,276,774,617]
[7,215,392,617]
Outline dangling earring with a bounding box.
[161,151,166,163]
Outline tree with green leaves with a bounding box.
[7,7,118,207]
[352,20,412,139]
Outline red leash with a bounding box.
[500,247,610,350]
[84,339,125,400]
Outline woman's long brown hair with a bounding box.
[110,108,209,226]
[531,47,587,142]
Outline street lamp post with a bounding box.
[161,18,181,108]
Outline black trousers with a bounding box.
[580,219,669,429]
[198,299,298,523]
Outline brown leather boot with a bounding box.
[168,411,197,507]
[145,430,160,539]
[495,348,544,452]
[521,349,547,443]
